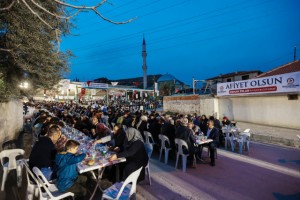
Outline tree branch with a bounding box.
[54,0,135,24]
[53,0,107,10]
[0,48,13,52]
[30,0,81,20]
[92,8,136,24]
[0,0,16,11]
[21,0,54,30]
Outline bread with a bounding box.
[88,159,95,166]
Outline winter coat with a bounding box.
[55,152,86,192]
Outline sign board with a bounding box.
[217,72,300,96]
[82,82,108,89]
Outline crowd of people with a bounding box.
[27,101,233,199]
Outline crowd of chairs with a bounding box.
[224,129,251,154]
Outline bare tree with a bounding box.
[1,0,135,51]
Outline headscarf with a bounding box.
[126,127,144,145]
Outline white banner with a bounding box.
[82,82,108,89]
[217,71,300,96]
[111,82,118,86]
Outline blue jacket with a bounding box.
[55,152,86,192]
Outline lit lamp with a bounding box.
[19,81,29,89]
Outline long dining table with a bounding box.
[62,125,126,200]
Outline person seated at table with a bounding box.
[188,121,201,135]
[109,127,148,183]
[199,115,208,134]
[205,120,220,167]
[91,116,111,140]
[110,123,126,152]
[175,118,197,157]
[29,125,61,180]
[222,116,231,126]
[55,140,87,200]
[136,115,148,140]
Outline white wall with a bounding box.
[163,95,201,114]
[163,94,300,129]
[218,95,300,129]
[0,100,23,146]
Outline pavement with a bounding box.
[237,122,300,148]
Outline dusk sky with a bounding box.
[61,0,300,85]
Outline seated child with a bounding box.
[55,140,87,199]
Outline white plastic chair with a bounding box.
[144,143,153,185]
[144,131,155,145]
[174,138,191,173]
[158,134,171,164]
[0,149,25,191]
[238,130,251,154]
[23,160,41,200]
[33,167,74,200]
[102,167,143,200]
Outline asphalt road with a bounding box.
[136,143,300,200]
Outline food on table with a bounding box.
[88,159,95,166]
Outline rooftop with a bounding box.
[157,73,184,85]
[206,70,262,80]
[257,60,300,78]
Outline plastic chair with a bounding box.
[33,167,74,200]
[144,131,155,145]
[238,130,251,154]
[2,139,18,150]
[144,143,153,185]
[0,149,25,191]
[158,134,171,164]
[23,160,41,200]
[174,139,190,173]
[102,167,143,200]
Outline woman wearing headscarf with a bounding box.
[109,127,148,182]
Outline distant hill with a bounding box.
[93,74,162,89]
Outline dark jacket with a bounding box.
[161,122,176,150]
[207,127,220,145]
[175,125,196,154]
[199,119,208,134]
[137,121,148,140]
[55,152,86,192]
[113,129,126,152]
[29,137,57,170]
[117,140,148,182]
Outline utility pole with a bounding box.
[294,46,297,62]
[192,77,195,94]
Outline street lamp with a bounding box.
[19,81,29,89]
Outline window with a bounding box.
[287,94,298,100]
[227,78,231,82]
[242,75,250,80]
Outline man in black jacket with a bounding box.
[206,120,219,166]
[175,118,196,156]
[29,125,61,180]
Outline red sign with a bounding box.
[229,86,277,94]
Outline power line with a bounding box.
[70,0,270,52]
[70,6,283,59]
